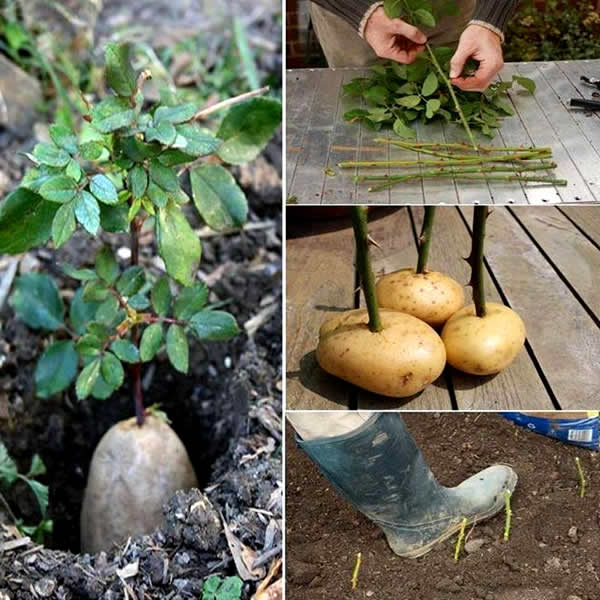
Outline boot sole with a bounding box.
[395,468,518,559]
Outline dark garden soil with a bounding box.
[286,413,600,600]
[0,0,282,589]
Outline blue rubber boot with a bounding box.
[297,413,517,558]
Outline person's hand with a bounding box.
[449,24,504,91]
[363,7,427,64]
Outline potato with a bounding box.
[376,268,464,328]
[316,308,446,397]
[81,415,198,553]
[441,302,526,375]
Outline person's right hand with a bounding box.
[363,7,427,63]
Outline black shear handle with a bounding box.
[570,98,600,111]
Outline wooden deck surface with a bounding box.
[286,60,600,205]
[285,206,600,410]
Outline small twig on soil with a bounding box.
[351,552,362,589]
[504,490,512,541]
[253,544,283,570]
[454,517,468,562]
[193,86,270,120]
[575,457,586,498]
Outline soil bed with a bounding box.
[286,413,600,600]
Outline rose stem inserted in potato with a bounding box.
[315,207,447,398]
[375,208,465,328]
[441,207,526,375]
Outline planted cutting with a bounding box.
[316,207,446,398]
[336,0,566,190]
[0,42,281,551]
[441,207,526,375]
[375,207,465,327]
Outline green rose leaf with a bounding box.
[116,265,145,297]
[105,42,137,97]
[512,75,536,95]
[62,263,98,281]
[110,339,140,363]
[40,175,78,203]
[174,123,221,157]
[157,149,196,167]
[147,181,169,207]
[76,358,102,400]
[95,295,121,326]
[35,340,78,398]
[0,188,58,254]
[140,323,163,362]
[96,245,119,285]
[69,288,101,335]
[154,103,199,124]
[216,97,282,165]
[33,142,70,167]
[10,274,64,330]
[189,310,239,341]
[100,203,129,233]
[52,202,77,248]
[149,159,179,192]
[91,97,135,133]
[83,279,110,302]
[173,282,208,320]
[66,159,82,182]
[91,375,115,400]
[76,334,103,357]
[156,200,201,287]
[414,8,436,26]
[79,141,104,161]
[166,324,188,373]
[425,98,441,118]
[190,164,247,231]
[101,351,124,389]
[362,85,389,105]
[393,118,416,139]
[49,125,78,155]
[396,95,422,108]
[422,71,439,97]
[151,277,171,316]
[90,174,118,205]
[146,120,177,145]
[74,191,100,235]
[383,0,403,19]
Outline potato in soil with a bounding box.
[81,415,198,553]
[441,302,526,375]
[376,268,465,328]
[316,308,446,397]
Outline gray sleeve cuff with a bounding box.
[310,0,376,32]
[472,0,518,32]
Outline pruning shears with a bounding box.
[569,76,600,111]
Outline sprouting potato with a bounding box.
[81,415,198,553]
[376,268,465,328]
[316,308,446,397]
[441,302,526,375]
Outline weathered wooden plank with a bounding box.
[285,210,355,409]
[559,206,600,246]
[421,207,555,409]
[356,208,453,409]
[502,63,596,203]
[510,206,600,318]
[463,206,600,409]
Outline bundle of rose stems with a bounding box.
[337,138,566,192]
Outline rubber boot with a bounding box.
[297,413,517,558]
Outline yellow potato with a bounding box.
[376,268,465,328]
[316,308,446,397]
[81,415,198,553]
[441,302,526,375]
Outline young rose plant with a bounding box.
[0,42,281,551]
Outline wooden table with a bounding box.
[286,60,600,205]
[285,206,600,410]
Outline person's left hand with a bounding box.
[449,24,504,92]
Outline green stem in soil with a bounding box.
[368,172,566,192]
[425,43,478,150]
[350,206,382,333]
[416,207,435,274]
[468,206,489,318]
[339,151,551,169]
[504,490,512,541]
[575,457,586,498]
[130,217,145,427]
[454,517,468,562]
[351,552,362,589]
[356,162,556,182]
